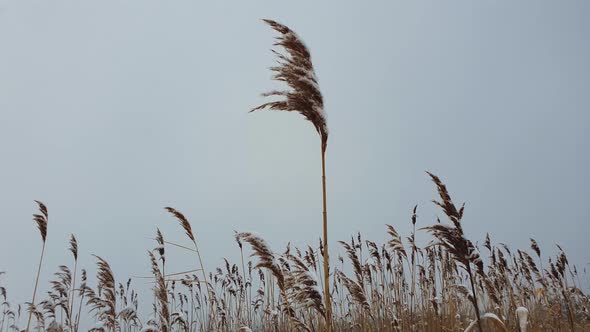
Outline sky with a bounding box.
[0,0,589,322]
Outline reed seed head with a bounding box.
[252,19,328,152]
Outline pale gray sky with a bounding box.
[0,0,589,317]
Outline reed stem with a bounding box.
[321,145,332,332]
[192,239,218,332]
[25,241,45,332]
[466,264,483,332]
[68,259,77,332]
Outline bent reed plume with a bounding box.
[251,18,333,332]
[25,200,48,332]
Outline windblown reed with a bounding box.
[252,19,332,331]
[25,200,48,332]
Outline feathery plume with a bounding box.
[92,255,117,331]
[336,271,370,313]
[148,251,169,332]
[252,19,327,151]
[165,207,195,243]
[69,234,78,261]
[386,224,407,259]
[422,172,484,331]
[530,238,541,258]
[237,232,285,291]
[32,200,48,243]
[285,253,325,317]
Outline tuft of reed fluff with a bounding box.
[148,251,169,332]
[164,207,195,243]
[422,172,484,331]
[237,232,298,331]
[92,255,117,331]
[285,253,325,318]
[251,19,328,151]
[32,200,48,243]
[69,234,78,261]
[237,232,285,292]
[336,270,370,314]
[422,172,483,275]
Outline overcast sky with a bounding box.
[0,0,589,321]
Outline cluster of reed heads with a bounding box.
[1,19,589,332]
[2,172,589,332]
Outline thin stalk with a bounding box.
[190,287,194,332]
[466,264,483,332]
[75,290,86,332]
[68,259,78,332]
[281,289,295,332]
[409,229,416,326]
[1,308,6,332]
[321,145,332,332]
[239,246,249,325]
[192,239,218,331]
[562,277,576,332]
[25,241,46,332]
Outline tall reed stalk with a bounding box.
[252,19,332,331]
[68,234,78,332]
[320,139,332,331]
[423,172,484,332]
[25,201,48,332]
[165,207,218,331]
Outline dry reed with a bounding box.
[4,173,590,331]
[252,19,333,332]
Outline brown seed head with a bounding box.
[164,207,195,243]
[33,200,48,243]
[252,19,328,152]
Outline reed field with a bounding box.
[1,19,589,332]
[1,172,589,332]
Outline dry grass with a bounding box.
[0,172,588,332]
